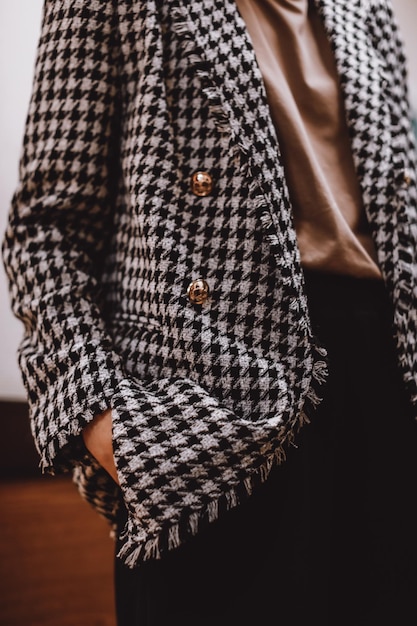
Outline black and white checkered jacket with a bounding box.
[3,0,417,564]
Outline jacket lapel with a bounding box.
[173,0,279,164]
[312,0,395,211]
[173,0,302,285]
[176,0,394,215]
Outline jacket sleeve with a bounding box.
[2,0,127,473]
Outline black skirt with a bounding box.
[114,273,417,626]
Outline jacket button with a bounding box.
[187,278,210,305]
[191,171,214,197]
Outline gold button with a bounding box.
[187,278,210,305]
[191,171,214,197]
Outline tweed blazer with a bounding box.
[3,0,417,563]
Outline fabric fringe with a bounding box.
[313,359,328,385]
[115,248,328,571]
[171,5,231,136]
[116,369,329,570]
[117,440,284,568]
[302,340,328,418]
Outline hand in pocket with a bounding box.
[82,409,119,484]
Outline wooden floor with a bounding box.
[0,475,116,626]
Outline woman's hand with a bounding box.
[82,409,119,484]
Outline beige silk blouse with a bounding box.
[235,0,382,278]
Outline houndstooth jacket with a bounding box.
[3,0,417,564]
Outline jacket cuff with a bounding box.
[109,376,301,566]
[26,340,126,474]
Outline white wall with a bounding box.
[0,0,416,401]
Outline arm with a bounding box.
[2,0,124,473]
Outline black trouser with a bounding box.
[115,273,417,626]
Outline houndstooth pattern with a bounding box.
[315,0,417,394]
[2,0,417,564]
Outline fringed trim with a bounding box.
[37,380,121,475]
[116,353,328,569]
[256,195,288,263]
[201,85,230,134]
[256,182,329,420]
[301,339,328,422]
[117,431,292,568]
[171,5,231,137]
